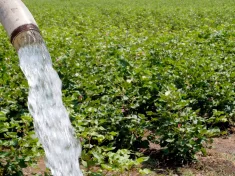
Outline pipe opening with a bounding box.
[10,23,41,44]
[11,24,43,51]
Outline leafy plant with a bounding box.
[1,0,235,175]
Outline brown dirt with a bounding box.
[195,134,235,175]
[22,158,46,176]
[23,134,235,176]
[212,134,235,154]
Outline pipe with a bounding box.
[0,0,42,51]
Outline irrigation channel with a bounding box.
[18,42,83,176]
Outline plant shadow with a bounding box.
[141,148,195,176]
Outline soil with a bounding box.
[23,134,235,176]
[22,158,46,176]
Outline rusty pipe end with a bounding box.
[10,24,40,43]
[11,24,43,51]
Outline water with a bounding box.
[18,42,83,176]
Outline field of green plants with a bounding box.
[1,0,235,175]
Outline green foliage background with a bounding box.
[1,0,235,175]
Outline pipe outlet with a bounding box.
[0,0,42,50]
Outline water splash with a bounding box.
[18,42,83,176]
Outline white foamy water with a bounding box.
[18,43,83,176]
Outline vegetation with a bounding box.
[1,0,235,175]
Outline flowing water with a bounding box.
[18,42,83,176]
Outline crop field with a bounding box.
[1,0,235,175]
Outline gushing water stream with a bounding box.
[18,42,83,176]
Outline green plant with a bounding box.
[152,85,215,161]
[1,0,235,175]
